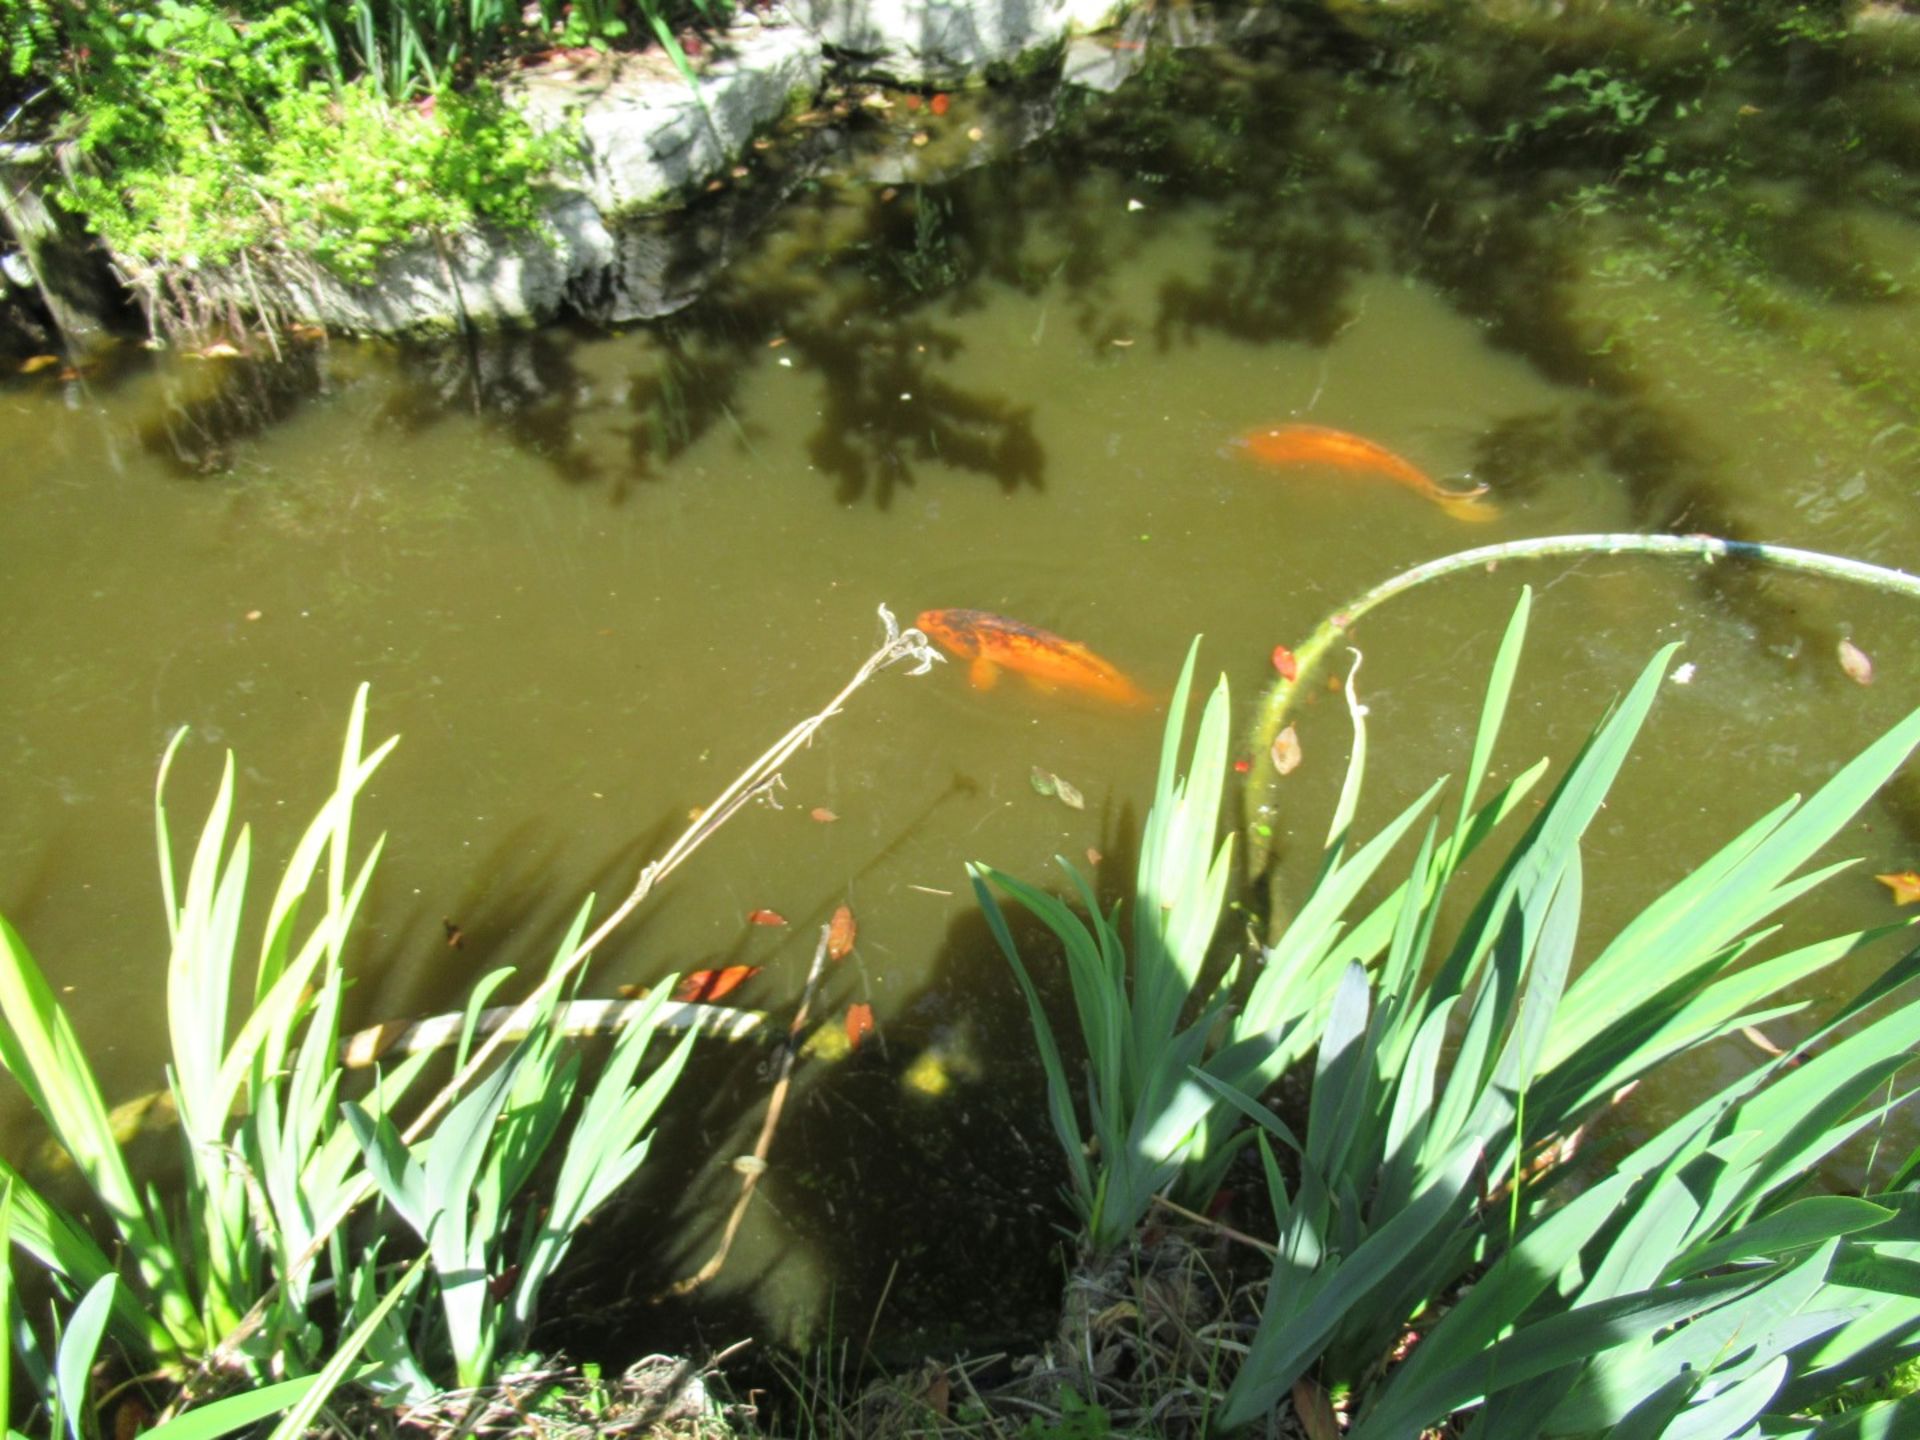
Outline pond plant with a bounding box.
[977,589,1920,1435]
[0,611,945,1435]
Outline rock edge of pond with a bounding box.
[1,0,1227,350]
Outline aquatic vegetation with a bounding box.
[0,685,412,1381]
[1216,590,1920,1431]
[0,605,945,1426]
[970,641,1239,1252]
[981,580,1920,1430]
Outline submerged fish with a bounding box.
[1236,424,1495,522]
[915,608,1147,705]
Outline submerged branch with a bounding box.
[662,921,833,1299]
[1245,533,1920,872]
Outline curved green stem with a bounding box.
[1245,533,1920,871]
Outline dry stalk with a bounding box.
[662,922,834,1298]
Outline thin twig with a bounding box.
[663,923,834,1298]
[1147,1195,1277,1258]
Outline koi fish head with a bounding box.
[915,608,984,658]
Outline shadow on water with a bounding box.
[540,900,1078,1373]
[538,793,1150,1368]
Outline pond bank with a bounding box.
[3,0,1157,349]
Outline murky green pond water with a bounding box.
[6,1,1920,1361]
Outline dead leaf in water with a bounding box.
[1838,638,1874,685]
[845,1002,875,1051]
[1270,726,1303,776]
[674,965,761,1002]
[19,354,60,374]
[1876,871,1920,905]
[828,904,857,960]
[809,806,838,823]
[746,908,787,927]
[1031,767,1084,809]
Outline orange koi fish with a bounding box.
[1237,424,1495,522]
[915,609,1147,705]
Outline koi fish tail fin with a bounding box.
[1437,492,1500,524]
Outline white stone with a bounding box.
[787,0,1128,82]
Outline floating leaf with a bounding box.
[1876,871,1920,905]
[828,904,857,960]
[746,908,787,927]
[810,807,839,823]
[1838,637,1874,685]
[1086,848,1102,866]
[19,354,60,374]
[1270,725,1303,776]
[1054,776,1086,810]
[930,93,950,116]
[845,1002,875,1051]
[1030,766,1058,797]
[730,1154,769,1177]
[1272,644,1299,681]
[674,965,761,1002]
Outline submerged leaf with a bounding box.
[845,1003,875,1051]
[1876,871,1920,905]
[1030,766,1058,797]
[1838,638,1874,685]
[1271,725,1303,776]
[1054,776,1086,810]
[810,807,839,823]
[746,908,787,927]
[828,904,857,960]
[673,966,760,1002]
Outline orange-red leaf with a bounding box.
[828,904,857,961]
[674,965,761,1002]
[1876,871,1920,906]
[845,1002,874,1051]
[810,807,839,823]
[746,908,787,927]
[1271,644,1299,681]
[930,93,950,116]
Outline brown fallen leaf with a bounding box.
[1086,848,1102,866]
[1270,725,1303,776]
[442,917,465,950]
[828,903,857,960]
[746,908,787,927]
[1291,1377,1340,1440]
[1876,871,1920,905]
[1838,638,1874,686]
[810,806,838,823]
